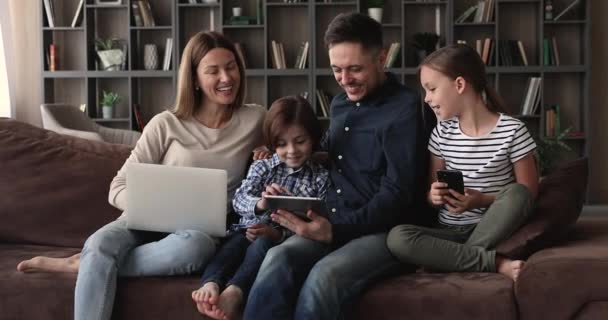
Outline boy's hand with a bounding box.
[445,188,486,213]
[252,146,272,161]
[246,223,282,242]
[256,183,292,211]
[428,181,450,206]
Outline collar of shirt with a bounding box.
[268,153,318,175]
[335,72,401,107]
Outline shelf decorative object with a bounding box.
[143,44,159,70]
[367,0,384,23]
[100,91,120,120]
[412,32,440,64]
[95,38,125,71]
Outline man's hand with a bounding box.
[245,223,282,242]
[271,209,332,243]
[444,188,488,214]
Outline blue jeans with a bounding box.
[74,219,217,320]
[200,232,276,296]
[243,233,401,320]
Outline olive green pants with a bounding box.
[387,183,532,272]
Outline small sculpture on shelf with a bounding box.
[412,32,440,64]
[95,38,126,71]
[366,0,384,23]
[100,90,120,120]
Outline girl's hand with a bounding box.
[256,183,292,211]
[444,188,486,214]
[428,181,450,206]
[252,146,272,161]
[245,223,282,242]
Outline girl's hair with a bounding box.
[263,95,323,152]
[172,31,246,119]
[419,44,507,114]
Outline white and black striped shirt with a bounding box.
[428,114,536,226]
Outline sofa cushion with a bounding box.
[0,119,131,248]
[496,158,588,259]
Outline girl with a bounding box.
[387,44,538,281]
[191,95,330,320]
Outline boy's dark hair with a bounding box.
[263,96,323,152]
[420,44,507,114]
[324,12,383,53]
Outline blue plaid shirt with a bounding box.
[231,153,330,231]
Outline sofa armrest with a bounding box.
[515,217,608,320]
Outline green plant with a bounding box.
[412,32,440,54]
[100,90,120,107]
[536,127,573,175]
[95,38,119,51]
[367,0,384,8]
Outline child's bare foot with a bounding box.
[216,285,244,320]
[16,253,80,273]
[496,256,525,281]
[192,282,222,318]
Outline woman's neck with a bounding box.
[458,95,499,137]
[194,102,233,129]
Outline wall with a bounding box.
[8,0,608,202]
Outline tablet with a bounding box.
[265,195,328,220]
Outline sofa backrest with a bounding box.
[0,118,131,248]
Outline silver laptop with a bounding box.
[126,163,227,237]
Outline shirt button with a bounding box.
[356,102,360,107]
[331,208,337,213]
[336,189,341,194]
[344,127,350,132]
[338,155,343,160]
[338,169,342,173]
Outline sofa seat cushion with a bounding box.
[0,244,211,320]
[516,217,608,320]
[351,272,517,320]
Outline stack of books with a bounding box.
[520,77,542,116]
[132,0,156,27]
[315,90,332,117]
[294,42,309,69]
[384,42,401,69]
[162,38,173,71]
[455,0,495,23]
[270,40,286,69]
[543,37,561,66]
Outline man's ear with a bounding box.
[455,76,466,94]
[377,48,387,68]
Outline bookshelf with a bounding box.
[41,0,590,163]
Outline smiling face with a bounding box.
[274,125,313,169]
[196,48,241,107]
[420,65,464,120]
[329,42,385,102]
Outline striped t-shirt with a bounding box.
[428,114,536,226]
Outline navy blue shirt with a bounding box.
[323,73,432,246]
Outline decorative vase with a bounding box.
[102,105,113,119]
[233,7,242,17]
[97,49,123,71]
[368,8,383,23]
[416,49,428,64]
[143,44,158,70]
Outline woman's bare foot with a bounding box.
[16,253,80,273]
[216,285,244,320]
[192,282,222,318]
[496,256,525,281]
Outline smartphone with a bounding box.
[436,170,465,194]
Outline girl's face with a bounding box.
[275,125,313,169]
[196,48,241,107]
[420,65,462,121]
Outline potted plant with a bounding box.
[367,0,384,23]
[100,90,120,119]
[95,37,125,71]
[536,127,573,176]
[412,32,440,63]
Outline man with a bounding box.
[243,12,433,320]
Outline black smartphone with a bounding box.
[436,170,465,195]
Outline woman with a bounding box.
[17,31,266,320]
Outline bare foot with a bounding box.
[216,285,244,320]
[192,282,223,319]
[16,253,80,273]
[496,256,525,281]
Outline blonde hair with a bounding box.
[172,31,246,119]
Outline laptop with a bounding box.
[126,163,227,237]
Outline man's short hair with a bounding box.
[324,12,383,52]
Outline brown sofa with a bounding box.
[1,118,607,320]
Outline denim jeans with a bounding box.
[74,219,217,320]
[200,232,276,297]
[243,233,401,320]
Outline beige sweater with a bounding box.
[108,104,266,214]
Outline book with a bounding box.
[139,0,156,27]
[234,43,247,69]
[70,0,85,28]
[132,1,144,27]
[455,3,478,23]
[554,0,581,21]
[43,0,55,27]
[551,37,560,66]
[133,104,145,131]
[517,41,529,66]
[279,42,286,69]
[299,42,309,69]
[49,44,57,71]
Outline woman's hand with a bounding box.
[255,183,292,212]
[245,223,282,242]
[252,146,272,161]
[444,188,490,214]
[427,181,450,207]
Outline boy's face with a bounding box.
[329,42,385,102]
[275,125,313,169]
